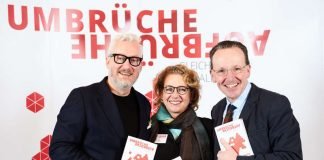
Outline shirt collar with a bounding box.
[226,82,251,114]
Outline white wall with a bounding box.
[0,0,323,159]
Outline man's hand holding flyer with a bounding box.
[214,119,254,156]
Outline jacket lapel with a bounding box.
[215,99,227,126]
[97,78,125,137]
[134,91,150,139]
[239,83,259,122]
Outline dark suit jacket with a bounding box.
[211,83,302,160]
[49,77,151,160]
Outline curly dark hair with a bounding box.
[153,64,201,110]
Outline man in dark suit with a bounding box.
[49,33,151,160]
[209,40,302,160]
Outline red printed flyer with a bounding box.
[214,119,254,156]
[121,136,157,160]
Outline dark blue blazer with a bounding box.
[211,83,302,160]
[50,77,151,160]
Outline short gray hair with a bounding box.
[107,33,143,56]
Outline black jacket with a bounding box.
[50,77,151,160]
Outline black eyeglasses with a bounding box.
[109,53,143,67]
[163,85,190,95]
[211,65,248,77]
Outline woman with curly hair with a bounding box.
[149,64,213,160]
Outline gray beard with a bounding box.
[108,71,133,90]
[114,79,132,90]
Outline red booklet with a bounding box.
[121,136,157,160]
[214,119,254,156]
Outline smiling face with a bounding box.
[162,74,191,118]
[106,40,142,95]
[211,47,250,102]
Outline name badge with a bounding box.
[154,134,168,143]
[172,156,182,160]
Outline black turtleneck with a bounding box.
[112,89,139,137]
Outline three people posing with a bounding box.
[50,34,302,160]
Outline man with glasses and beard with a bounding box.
[209,40,302,160]
[50,33,151,160]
